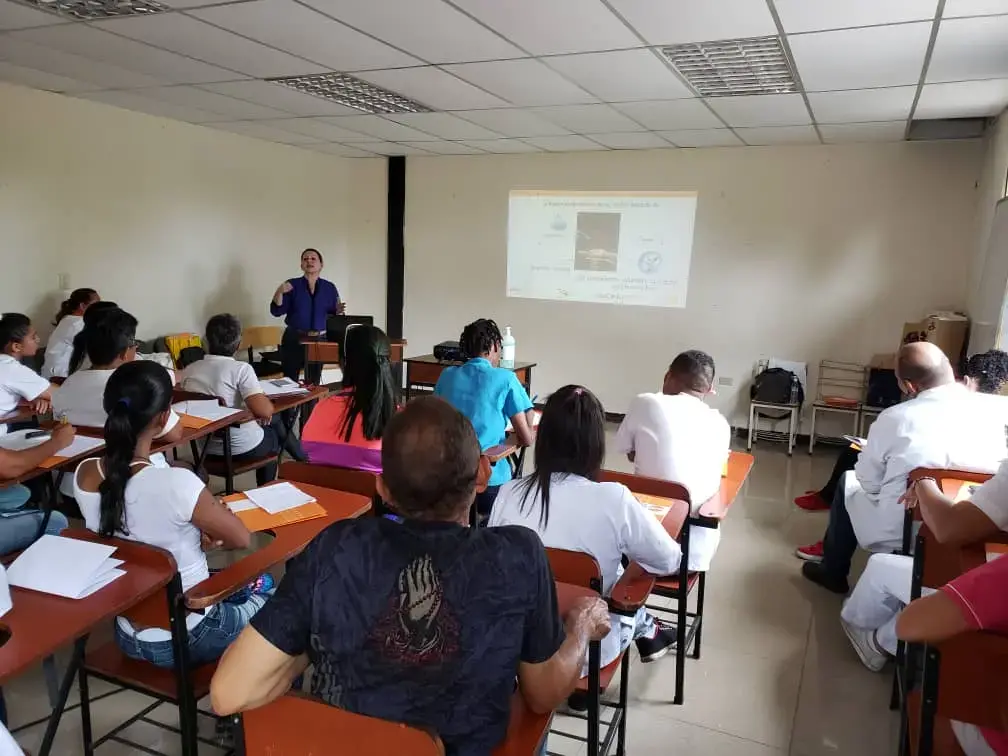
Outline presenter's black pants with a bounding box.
[279,327,322,425]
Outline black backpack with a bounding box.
[750,367,804,406]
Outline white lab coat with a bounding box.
[846,383,1008,551]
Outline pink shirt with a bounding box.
[301,393,382,473]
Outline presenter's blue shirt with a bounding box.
[270,277,340,333]
[434,358,533,486]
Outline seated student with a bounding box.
[839,457,1008,670]
[897,552,1008,755]
[209,396,611,756]
[434,318,534,515]
[800,342,1007,594]
[795,348,1008,514]
[67,300,120,376]
[0,313,57,430]
[615,350,730,571]
[75,361,269,667]
[490,384,680,674]
[0,422,75,555]
[182,314,304,485]
[41,288,99,379]
[301,324,396,472]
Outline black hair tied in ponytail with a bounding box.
[53,288,98,326]
[68,300,120,375]
[97,361,173,537]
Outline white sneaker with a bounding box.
[840,617,889,672]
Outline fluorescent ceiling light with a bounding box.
[660,36,797,97]
[266,73,433,115]
[13,0,167,19]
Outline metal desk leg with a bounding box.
[747,403,756,451]
[808,407,817,455]
[787,408,796,456]
[39,636,88,756]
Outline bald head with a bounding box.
[896,341,955,393]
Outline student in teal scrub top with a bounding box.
[434,318,535,518]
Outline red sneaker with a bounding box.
[794,492,829,512]
[795,541,825,562]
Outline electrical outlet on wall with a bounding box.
[718,376,735,387]
[57,273,69,290]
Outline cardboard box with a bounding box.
[870,353,895,370]
[900,313,969,365]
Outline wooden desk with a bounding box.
[0,529,175,755]
[403,356,536,400]
[0,405,38,428]
[696,451,755,522]
[0,435,108,489]
[301,339,406,367]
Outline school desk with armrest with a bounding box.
[278,460,381,515]
[239,326,284,379]
[403,356,535,401]
[78,482,371,756]
[269,383,330,440]
[300,338,407,389]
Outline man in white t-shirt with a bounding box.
[182,314,304,485]
[615,350,731,571]
[839,458,1008,671]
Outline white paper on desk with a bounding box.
[172,402,244,422]
[842,435,867,448]
[7,534,124,599]
[51,435,105,459]
[226,498,257,513]
[0,429,51,451]
[260,378,309,397]
[244,482,316,514]
[505,410,541,433]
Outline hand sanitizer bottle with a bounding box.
[501,326,516,368]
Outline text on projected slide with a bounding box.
[506,190,698,308]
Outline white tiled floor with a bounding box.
[2,434,900,755]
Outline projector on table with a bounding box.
[433,341,464,362]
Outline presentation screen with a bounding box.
[506,190,698,308]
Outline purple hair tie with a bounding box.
[118,397,131,408]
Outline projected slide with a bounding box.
[506,190,698,308]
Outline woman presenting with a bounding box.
[270,248,345,384]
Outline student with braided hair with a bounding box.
[434,318,535,516]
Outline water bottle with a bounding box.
[500,326,516,368]
[789,375,800,405]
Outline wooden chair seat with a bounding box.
[574,654,623,693]
[203,453,278,477]
[653,572,701,594]
[83,641,217,701]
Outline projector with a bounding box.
[433,341,464,362]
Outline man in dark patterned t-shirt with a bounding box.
[211,396,610,756]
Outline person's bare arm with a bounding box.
[245,393,275,423]
[907,479,999,546]
[211,627,310,715]
[190,490,251,550]
[517,597,609,714]
[896,590,971,645]
[510,411,535,447]
[0,424,75,479]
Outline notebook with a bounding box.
[261,378,309,397]
[7,535,125,599]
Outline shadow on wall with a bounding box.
[199,261,255,331]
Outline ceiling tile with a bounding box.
[96,14,324,78]
[657,128,743,147]
[927,15,1008,83]
[0,35,162,88]
[584,131,672,149]
[605,0,776,46]
[359,67,507,110]
[450,0,639,55]
[790,23,932,90]
[13,24,239,84]
[915,78,1008,118]
[128,85,291,119]
[613,99,723,129]
[706,93,811,127]
[305,142,381,157]
[523,134,607,151]
[545,49,692,102]
[0,0,62,30]
[321,115,434,141]
[529,103,645,132]
[208,120,324,143]
[348,141,434,155]
[384,112,503,140]
[774,0,938,33]
[201,80,360,116]
[943,0,1008,16]
[297,0,521,63]
[808,86,918,124]
[442,58,595,106]
[819,122,907,143]
[450,108,571,137]
[190,0,419,72]
[261,117,372,141]
[0,60,92,92]
[736,125,820,145]
[460,138,542,152]
[399,140,485,154]
[77,89,224,123]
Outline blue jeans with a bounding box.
[115,589,269,668]
[0,508,68,557]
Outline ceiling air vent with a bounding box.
[13,0,167,19]
[266,73,433,115]
[660,36,797,97]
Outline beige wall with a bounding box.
[0,81,386,340]
[405,142,983,420]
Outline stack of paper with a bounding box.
[7,535,125,599]
[39,436,105,468]
[224,483,326,532]
[172,400,246,427]
[261,378,309,397]
[244,482,317,513]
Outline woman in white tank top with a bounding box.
[74,361,272,668]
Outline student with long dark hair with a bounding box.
[74,361,268,667]
[0,313,56,427]
[301,325,397,471]
[489,385,681,677]
[42,287,99,379]
[67,300,119,376]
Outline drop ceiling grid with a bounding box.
[0,0,1006,154]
